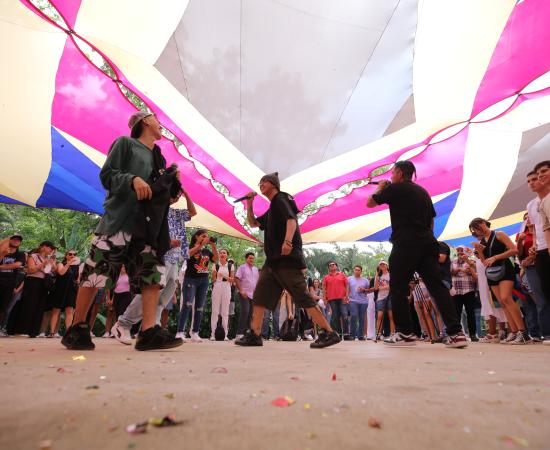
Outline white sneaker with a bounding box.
[190,332,203,343]
[304,334,314,341]
[52,333,62,338]
[209,335,215,341]
[0,329,8,337]
[175,332,186,341]
[111,322,132,345]
[38,332,46,338]
[102,332,111,338]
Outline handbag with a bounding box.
[484,232,505,282]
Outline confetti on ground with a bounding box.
[56,367,66,374]
[488,371,496,375]
[367,418,382,429]
[72,355,86,361]
[39,439,53,449]
[127,442,138,448]
[500,435,529,447]
[211,367,228,374]
[271,396,295,407]
[86,385,99,390]
[306,432,317,440]
[290,376,300,381]
[108,425,118,432]
[149,415,185,427]
[164,393,175,400]
[100,376,107,380]
[361,399,366,405]
[463,427,472,434]
[448,375,457,382]
[331,373,337,381]
[126,422,148,434]
[303,403,311,410]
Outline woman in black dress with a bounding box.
[49,250,80,337]
[470,218,530,344]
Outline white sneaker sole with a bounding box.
[445,341,468,348]
[383,341,417,347]
[111,327,132,345]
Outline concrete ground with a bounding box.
[0,337,549,450]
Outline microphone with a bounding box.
[233,193,257,203]
[368,180,391,186]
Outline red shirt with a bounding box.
[323,272,348,301]
[515,230,534,261]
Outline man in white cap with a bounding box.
[62,111,182,351]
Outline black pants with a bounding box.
[388,243,462,336]
[237,294,253,335]
[453,290,477,338]
[535,251,550,304]
[113,292,132,320]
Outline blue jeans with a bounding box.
[349,301,368,339]
[329,299,349,335]
[525,266,550,338]
[521,294,541,338]
[118,261,179,329]
[178,276,209,333]
[262,304,280,339]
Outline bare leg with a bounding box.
[376,311,383,336]
[105,307,115,335]
[49,309,61,335]
[141,285,160,331]
[490,285,518,332]
[40,311,51,335]
[486,316,497,335]
[73,286,98,324]
[306,305,333,332]
[388,311,396,334]
[88,303,100,330]
[161,309,169,329]
[250,305,266,335]
[64,307,74,330]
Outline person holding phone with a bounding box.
[177,229,218,342]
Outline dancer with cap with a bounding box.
[235,172,341,348]
[61,111,183,351]
[366,161,468,348]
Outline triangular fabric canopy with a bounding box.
[1,0,549,243]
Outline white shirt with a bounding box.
[527,196,548,250]
[212,262,231,284]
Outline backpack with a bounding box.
[280,317,300,341]
[214,315,226,341]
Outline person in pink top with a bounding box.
[322,261,350,339]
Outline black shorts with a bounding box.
[252,265,316,311]
[487,259,515,286]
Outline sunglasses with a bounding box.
[67,253,76,256]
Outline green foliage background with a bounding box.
[1,204,389,337]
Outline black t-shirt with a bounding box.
[257,192,306,269]
[438,241,452,285]
[0,250,26,284]
[372,181,437,246]
[186,248,214,278]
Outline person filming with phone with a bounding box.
[177,229,218,342]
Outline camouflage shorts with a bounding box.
[80,231,165,293]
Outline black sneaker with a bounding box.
[470,335,479,342]
[310,329,341,349]
[61,322,95,350]
[135,325,183,351]
[343,334,354,341]
[384,332,417,347]
[234,329,263,346]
